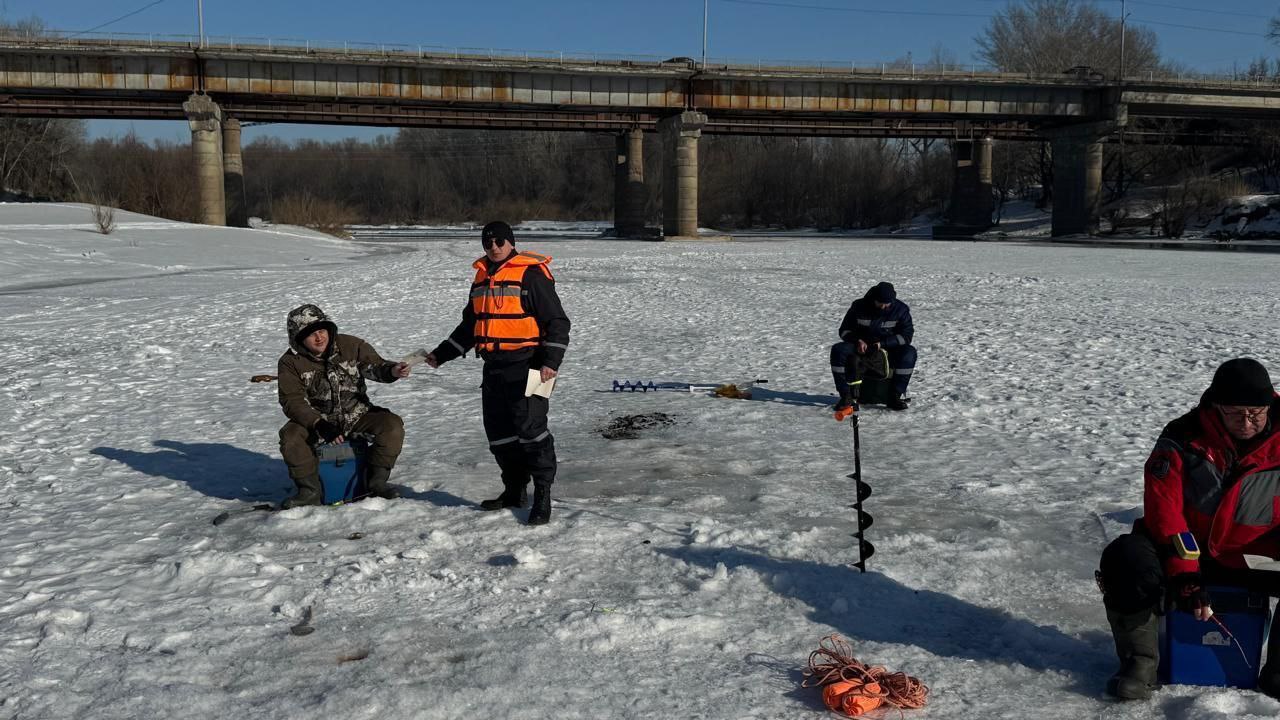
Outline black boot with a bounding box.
[1259,621,1280,698]
[833,395,858,421]
[281,473,323,509]
[1105,608,1160,700]
[365,466,400,499]
[480,484,528,511]
[526,483,551,526]
[886,394,909,411]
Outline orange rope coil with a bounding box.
[802,635,928,717]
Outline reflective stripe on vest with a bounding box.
[471,252,552,353]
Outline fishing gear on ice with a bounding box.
[802,635,928,717]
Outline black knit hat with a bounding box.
[870,281,896,303]
[1206,358,1274,406]
[481,221,515,246]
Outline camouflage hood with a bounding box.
[286,304,338,357]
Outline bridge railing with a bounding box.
[4,29,1280,91]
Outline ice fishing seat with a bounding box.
[848,348,893,406]
[1159,585,1270,689]
[315,437,368,504]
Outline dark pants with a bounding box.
[1099,529,1279,616]
[279,408,404,481]
[481,361,556,492]
[830,341,917,398]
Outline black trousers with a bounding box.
[830,341,917,397]
[1099,528,1278,615]
[481,360,556,490]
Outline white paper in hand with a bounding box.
[1243,554,1280,572]
[525,369,557,398]
[400,349,431,367]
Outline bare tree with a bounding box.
[976,0,1161,78]
[0,16,85,199]
[90,198,116,235]
[0,118,85,198]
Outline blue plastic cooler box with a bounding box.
[315,440,367,504]
[1159,585,1271,689]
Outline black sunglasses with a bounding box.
[482,236,508,249]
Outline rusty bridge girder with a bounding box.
[0,40,1275,142]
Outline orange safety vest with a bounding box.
[470,252,554,353]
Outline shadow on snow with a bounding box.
[658,544,1109,692]
[91,440,472,508]
[92,439,285,502]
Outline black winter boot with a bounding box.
[886,394,909,411]
[1105,608,1160,700]
[526,484,551,526]
[281,473,323,509]
[1258,622,1280,698]
[365,466,400,499]
[480,484,528,511]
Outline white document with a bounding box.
[1243,554,1280,572]
[525,369,557,398]
[399,349,431,367]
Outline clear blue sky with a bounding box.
[5,0,1276,142]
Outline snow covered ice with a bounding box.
[2,203,1279,719]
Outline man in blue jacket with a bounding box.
[830,281,916,418]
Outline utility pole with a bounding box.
[1118,0,1126,81]
[1118,0,1128,199]
[198,0,205,48]
[702,0,708,70]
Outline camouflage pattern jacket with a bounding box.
[277,304,400,431]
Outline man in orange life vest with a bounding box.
[425,221,571,526]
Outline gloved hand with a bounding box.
[1169,573,1213,618]
[314,419,344,443]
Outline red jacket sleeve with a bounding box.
[1143,439,1199,576]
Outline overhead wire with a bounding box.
[1129,17,1265,37]
[72,0,168,37]
[1127,1,1270,19]
[716,0,1272,53]
[719,0,989,20]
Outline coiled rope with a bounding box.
[802,635,929,717]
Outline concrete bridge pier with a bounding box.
[659,111,706,239]
[1050,125,1108,236]
[947,137,994,229]
[183,93,226,226]
[222,117,248,228]
[614,128,646,237]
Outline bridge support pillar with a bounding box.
[614,129,646,237]
[183,94,226,226]
[947,137,994,229]
[222,117,248,228]
[659,111,705,239]
[1050,126,1107,236]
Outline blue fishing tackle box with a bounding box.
[1159,585,1270,689]
[315,438,367,505]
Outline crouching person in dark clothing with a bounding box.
[1097,358,1280,700]
[425,221,571,526]
[277,304,410,508]
[830,281,916,419]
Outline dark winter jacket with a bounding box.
[838,289,914,348]
[277,304,401,431]
[1142,393,1280,576]
[431,252,571,370]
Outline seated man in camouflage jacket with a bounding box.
[276,304,410,508]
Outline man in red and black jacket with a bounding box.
[1097,358,1280,700]
[426,221,571,526]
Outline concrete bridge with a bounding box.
[1,37,1277,237]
